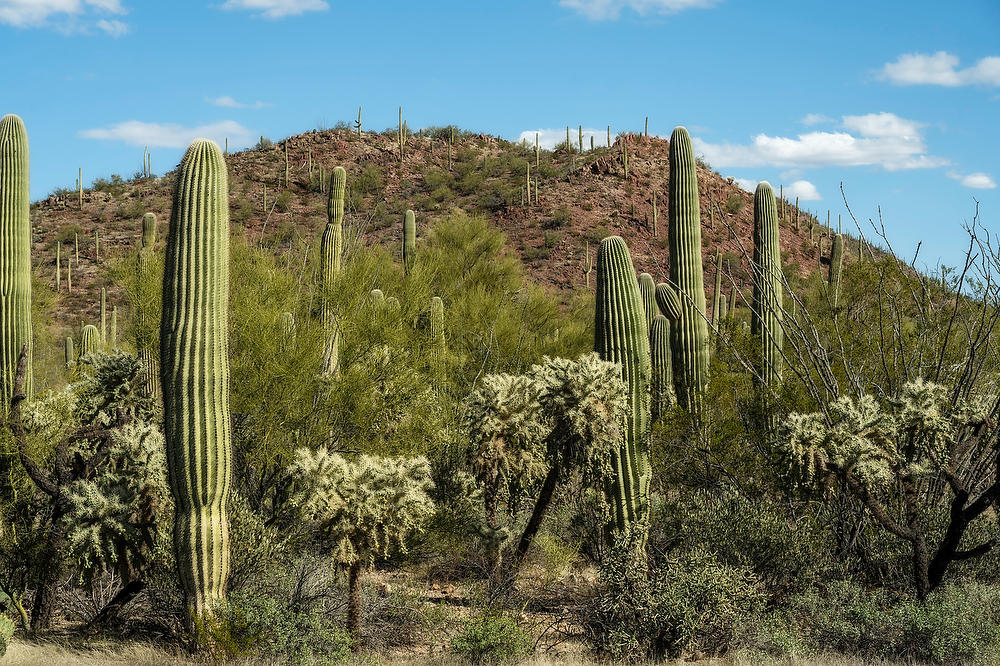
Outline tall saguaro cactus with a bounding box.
[402,209,416,274]
[667,127,709,411]
[321,166,346,376]
[594,236,651,542]
[751,182,784,385]
[829,233,844,308]
[712,249,723,331]
[137,212,159,396]
[650,314,672,419]
[0,114,32,408]
[160,139,232,622]
[80,324,99,358]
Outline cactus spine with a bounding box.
[637,272,657,334]
[751,182,784,385]
[320,166,346,376]
[594,236,651,539]
[667,127,709,411]
[160,138,232,621]
[110,306,118,350]
[650,314,673,419]
[829,233,844,308]
[430,296,445,352]
[137,212,158,397]
[64,336,74,369]
[0,114,32,407]
[403,209,416,274]
[80,324,99,358]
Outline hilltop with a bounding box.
[29,125,866,333]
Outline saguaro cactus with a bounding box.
[637,272,657,334]
[137,212,158,397]
[667,127,709,410]
[712,249,723,331]
[402,209,416,274]
[160,138,232,621]
[64,336,74,369]
[650,314,672,419]
[110,306,118,349]
[829,233,844,308]
[321,166,346,376]
[100,287,107,344]
[594,236,651,540]
[430,296,445,352]
[0,114,32,408]
[80,324,100,358]
[751,182,784,385]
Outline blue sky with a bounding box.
[2,0,997,271]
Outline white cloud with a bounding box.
[801,113,834,126]
[221,0,328,18]
[208,95,271,109]
[880,51,1000,87]
[516,127,612,150]
[785,180,821,201]
[95,17,126,35]
[692,112,947,171]
[733,178,755,193]
[0,0,124,28]
[949,171,996,190]
[559,0,719,20]
[79,120,253,149]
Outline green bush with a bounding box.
[451,613,532,665]
[198,591,352,664]
[587,547,764,660]
[274,189,292,212]
[0,615,13,657]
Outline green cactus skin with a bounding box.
[718,292,728,322]
[100,287,107,344]
[430,296,445,352]
[110,306,118,350]
[728,286,737,319]
[369,289,385,308]
[650,313,673,419]
[712,249,723,331]
[751,182,784,385]
[829,233,843,308]
[385,296,400,315]
[0,114,32,407]
[320,166,346,376]
[402,210,416,274]
[594,236,651,537]
[80,324,99,358]
[655,283,682,322]
[65,336,74,369]
[583,241,593,288]
[160,138,232,621]
[56,241,61,291]
[637,272,657,334]
[667,127,709,410]
[137,213,158,397]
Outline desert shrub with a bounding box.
[547,206,571,228]
[0,615,13,657]
[354,165,385,197]
[451,612,532,664]
[724,193,743,214]
[274,189,292,212]
[586,547,764,660]
[256,137,273,149]
[197,591,351,664]
[115,197,146,219]
[92,174,125,196]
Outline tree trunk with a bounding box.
[511,465,561,568]
[31,519,67,631]
[83,579,146,635]
[347,561,362,651]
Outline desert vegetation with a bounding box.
[1,109,999,666]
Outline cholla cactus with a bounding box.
[287,449,434,645]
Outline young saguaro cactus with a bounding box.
[80,324,100,358]
[320,166,347,376]
[751,182,784,385]
[650,313,673,419]
[637,272,657,334]
[594,236,651,539]
[712,249,723,331]
[137,212,159,397]
[829,233,844,308]
[160,138,232,621]
[402,209,416,274]
[667,127,709,411]
[64,336,74,369]
[0,114,32,407]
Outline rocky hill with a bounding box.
[29,125,864,334]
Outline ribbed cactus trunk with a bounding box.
[160,139,232,623]
[751,182,784,385]
[403,209,416,274]
[80,324,100,358]
[712,249,723,331]
[64,336,74,369]
[594,236,651,543]
[320,167,346,376]
[430,296,445,353]
[137,212,158,397]
[637,272,657,334]
[829,233,843,308]
[0,114,32,410]
[649,314,672,420]
[110,306,118,349]
[667,127,709,412]
[100,287,107,345]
